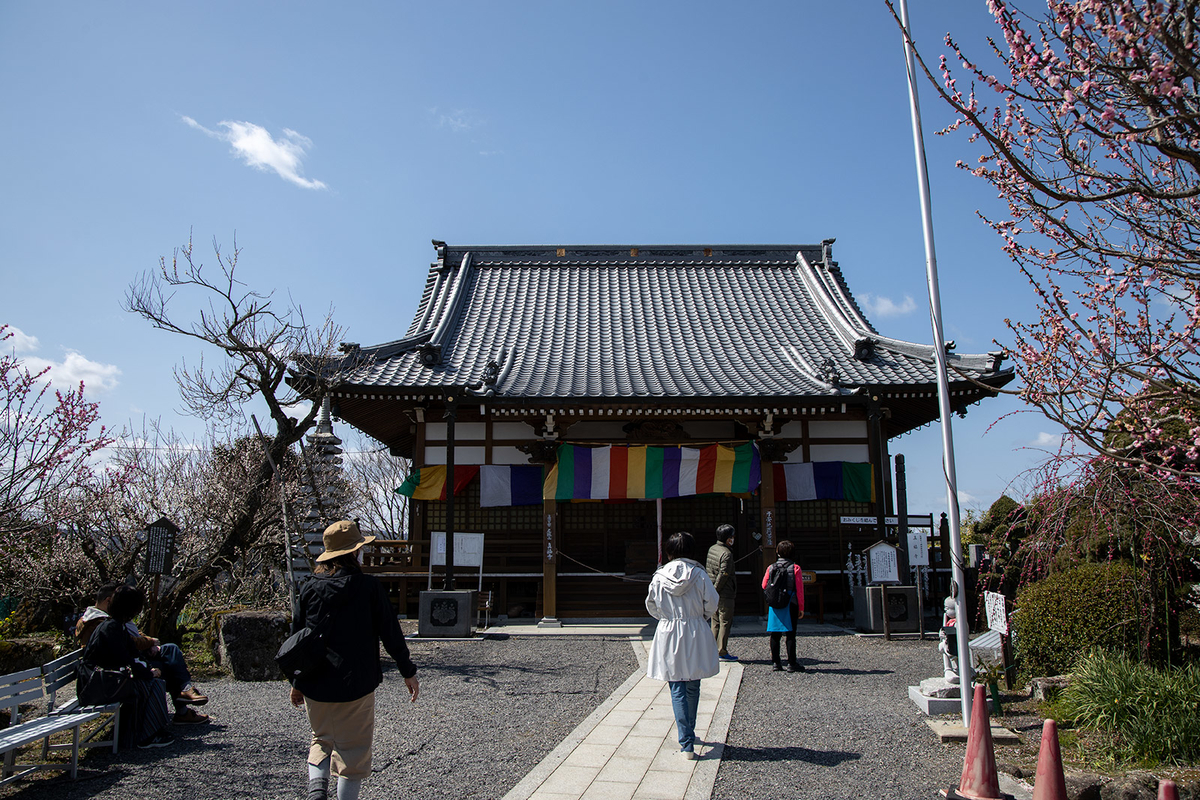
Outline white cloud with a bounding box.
[6,327,120,394]
[182,116,327,190]
[957,489,979,507]
[22,351,121,393]
[429,107,482,133]
[860,293,917,318]
[5,325,39,354]
[1030,431,1061,448]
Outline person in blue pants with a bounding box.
[645,531,720,759]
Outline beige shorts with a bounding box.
[305,692,376,779]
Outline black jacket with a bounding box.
[81,618,154,680]
[291,569,417,703]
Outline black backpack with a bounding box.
[764,561,793,609]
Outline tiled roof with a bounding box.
[338,243,1010,400]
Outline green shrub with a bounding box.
[1012,561,1141,677]
[1062,650,1200,766]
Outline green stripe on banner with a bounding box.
[396,468,422,497]
[645,446,664,499]
[556,444,575,501]
[731,443,753,492]
[842,462,873,503]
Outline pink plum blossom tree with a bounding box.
[895,0,1200,478]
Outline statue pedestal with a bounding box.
[417,590,476,638]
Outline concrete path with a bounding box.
[502,632,744,800]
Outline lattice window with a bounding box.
[424,484,541,532]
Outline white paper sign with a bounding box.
[985,591,1008,635]
[867,543,900,584]
[429,532,485,567]
[840,515,934,527]
[906,531,929,566]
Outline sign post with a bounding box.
[984,591,1015,690]
[142,517,179,637]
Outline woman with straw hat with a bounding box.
[289,520,420,800]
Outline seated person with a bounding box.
[77,582,209,724]
[81,585,175,749]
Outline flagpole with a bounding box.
[897,0,974,726]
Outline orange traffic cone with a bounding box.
[947,684,1007,800]
[1158,779,1178,800]
[1031,719,1067,800]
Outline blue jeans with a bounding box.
[668,680,701,752]
[147,643,191,703]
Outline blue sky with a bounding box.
[0,1,1066,518]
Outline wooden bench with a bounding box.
[0,659,117,785]
[801,572,825,625]
[41,650,120,756]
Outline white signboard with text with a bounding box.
[866,541,900,584]
[430,532,485,567]
[906,531,929,567]
[985,591,1009,635]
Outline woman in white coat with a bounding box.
[645,530,720,759]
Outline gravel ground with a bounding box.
[711,624,964,800]
[3,625,969,800]
[1,633,637,800]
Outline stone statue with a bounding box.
[939,596,959,683]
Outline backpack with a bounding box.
[764,561,793,609]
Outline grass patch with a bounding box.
[1061,651,1200,766]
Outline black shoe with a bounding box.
[138,732,174,749]
[787,662,806,673]
[772,663,783,671]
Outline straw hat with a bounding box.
[316,520,376,562]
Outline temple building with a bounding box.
[319,241,1012,622]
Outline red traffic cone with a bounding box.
[1158,779,1178,800]
[947,684,1006,800]
[1032,719,1067,800]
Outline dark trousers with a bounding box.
[769,631,797,667]
[145,643,191,707]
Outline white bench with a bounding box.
[0,652,120,785]
[42,650,120,756]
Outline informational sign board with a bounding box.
[143,517,179,576]
[866,541,900,584]
[430,532,485,567]
[906,531,929,567]
[985,591,1009,635]
[428,532,486,592]
[840,515,933,527]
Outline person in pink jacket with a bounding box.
[645,531,720,759]
[761,539,806,672]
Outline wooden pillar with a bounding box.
[540,498,561,627]
[759,449,777,616]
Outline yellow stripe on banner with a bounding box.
[626,446,647,499]
[711,444,737,494]
[543,464,559,501]
[411,465,447,500]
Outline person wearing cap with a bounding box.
[289,520,420,800]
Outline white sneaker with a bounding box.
[680,749,697,760]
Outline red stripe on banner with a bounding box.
[696,445,717,495]
[609,446,628,499]
[773,463,787,501]
[438,465,480,500]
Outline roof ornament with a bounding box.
[853,337,876,361]
[419,342,441,366]
[483,358,501,387]
[944,340,956,353]
[820,238,839,271]
[820,357,842,389]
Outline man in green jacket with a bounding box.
[705,524,738,661]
